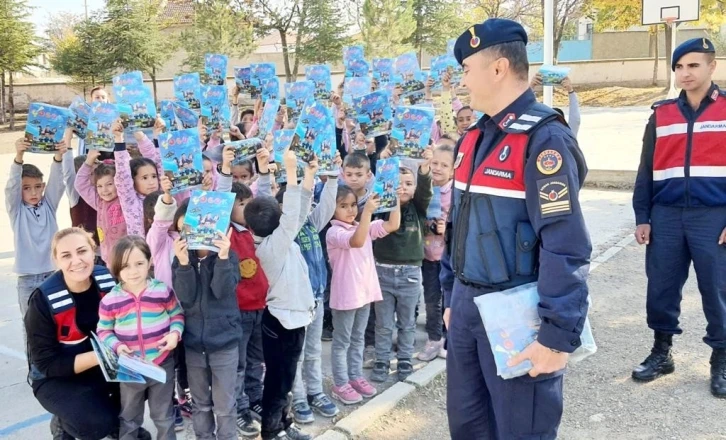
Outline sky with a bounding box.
[28,0,106,36]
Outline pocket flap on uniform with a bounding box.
[516,222,538,252]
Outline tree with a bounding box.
[466,0,540,21]
[180,0,256,73]
[295,0,351,65]
[405,0,465,61]
[45,11,83,52]
[361,0,416,59]
[0,0,42,128]
[546,0,588,61]
[251,0,304,83]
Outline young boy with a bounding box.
[341,153,373,216]
[370,149,433,383]
[276,167,340,424]
[8,135,69,321]
[244,151,315,440]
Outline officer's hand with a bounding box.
[443,308,451,329]
[635,224,651,245]
[718,227,726,245]
[507,340,568,378]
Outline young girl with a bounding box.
[418,143,454,361]
[326,188,401,404]
[97,235,185,440]
[233,160,256,185]
[74,149,128,264]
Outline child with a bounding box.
[172,200,240,440]
[417,144,454,361]
[78,86,109,155]
[63,152,99,248]
[233,160,256,185]
[370,150,433,383]
[97,236,184,440]
[327,187,401,404]
[75,149,128,265]
[243,150,315,440]
[7,135,69,319]
[341,153,373,218]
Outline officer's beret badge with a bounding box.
[469,27,481,48]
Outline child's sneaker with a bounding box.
[307,393,339,417]
[173,404,184,432]
[249,400,263,422]
[236,410,261,437]
[370,361,390,383]
[179,390,193,418]
[417,340,444,362]
[362,345,376,369]
[292,400,315,424]
[349,377,377,398]
[398,359,414,381]
[283,424,312,440]
[331,383,363,404]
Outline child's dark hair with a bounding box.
[343,153,370,170]
[274,185,286,204]
[202,154,211,163]
[240,109,254,120]
[336,185,357,203]
[109,235,151,280]
[244,196,281,237]
[130,157,157,179]
[231,182,253,202]
[21,164,43,179]
[74,155,86,173]
[235,160,255,175]
[143,190,163,235]
[173,198,190,232]
[434,143,455,155]
[90,85,105,96]
[93,163,116,185]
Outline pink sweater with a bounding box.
[74,163,128,263]
[146,196,179,288]
[424,179,452,262]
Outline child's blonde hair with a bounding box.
[51,227,97,260]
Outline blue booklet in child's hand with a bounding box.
[234,66,252,94]
[183,190,235,251]
[373,157,400,214]
[258,98,280,140]
[391,106,435,160]
[203,53,228,85]
[261,77,280,102]
[112,71,144,89]
[113,85,156,131]
[343,77,372,104]
[172,102,200,130]
[227,138,263,163]
[174,73,202,110]
[25,103,71,154]
[68,96,91,139]
[539,65,571,85]
[159,128,205,195]
[353,90,392,139]
[430,55,460,91]
[395,52,420,76]
[118,354,166,383]
[345,58,369,78]
[343,45,364,64]
[294,98,335,170]
[86,103,119,153]
[273,129,295,162]
[90,332,145,383]
[285,80,315,124]
[373,58,395,83]
[317,118,338,176]
[201,85,231,130]
[159,100,177,132]
[305,65,332,100]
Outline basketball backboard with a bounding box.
[642,0,700,25]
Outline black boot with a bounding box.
[632,332,675,382]
[50,415,73,440]
[710,348,726,398]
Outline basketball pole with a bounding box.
[543,0,554,106]
[667,19,678,99]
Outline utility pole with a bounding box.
[543,0,554,106]
[84,0,88,19]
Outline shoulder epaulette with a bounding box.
[651,98,677,110]
[502,103,560,134]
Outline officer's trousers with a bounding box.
[646,204,726,348]
[447,280,563,440]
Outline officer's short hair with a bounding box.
[483,41,529,82]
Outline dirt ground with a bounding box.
[358,243,726,440]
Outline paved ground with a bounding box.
[358,242,726,440]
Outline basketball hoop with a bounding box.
[664,17,677,27]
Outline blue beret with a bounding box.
[672,37,715,71]
[454,19,528,66]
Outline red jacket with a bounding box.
[230,224,269,311]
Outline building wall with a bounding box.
[592,29,709,60]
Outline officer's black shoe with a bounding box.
[50,415,73,440]
[632,332,675,382]
[709,348,726,398]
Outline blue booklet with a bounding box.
[159,128,204,195]
[200,85,231,130]
[252,62,276,81]
[430,55,460,91]
[274,161,305,185]
[112,71,144,89]
[172,102,200,130]
[400,71,427,105]
[305,65,332,100]
[353,90,392,139]
[294,99,334,168]
[343,77,372,105]
[391,106,435,160]
[373,157,399,213]
[86,103,119,153]
[90,332,145,383]
[316,118,338,176]
[261,77,280,102]
[174,73,202,110]
[258,98,280,140]
[539,65,570,85]
[234,66,252,94]
[159,100,177,132]
[427,186,442,219]
[183,190,235,251]
[227,138,263,163]
[113,85,156,131]
[25,103,71,153]
[343,45,364,64]
[345,58,369,78]
[284,80,315,124]
[117,354,166,383]
[395,52,420,76]
[273,129,295,162]
[68,96,91,139]
[372,58,395,83]
[204,53,228,85]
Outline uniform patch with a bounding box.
[537,176,571,218]
[454,152,464,169]
[499,113,516,130]
[498,145,511,162]
[712,88,719,101]
[484,167,514,180]
[240,258,258,279]
[536,149,563,175]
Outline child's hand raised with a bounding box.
[305,155,319,175]
[333,151,342,168]
[420,146,433,174]
[152,117,166,138]
[160,174,173,194]
[173,237,189,266]
[363,194,381,214]
[436,218,446,235]
[211,124,224,140]
[222,145,236,170]
[283,149,298,171]
[201,172,214,191]
[112,120,124,143]
[229,124,243,140]
[86,149,101,165]
[442,71,452,91]
[54,139,69,161]
[256,146,270,172]
[15,137,30,160]
[158,331,180,352]
[212,229,232,259]
[116,344,133,356]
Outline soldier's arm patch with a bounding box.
[537,175,572,218]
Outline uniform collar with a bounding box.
[475,89,537,132]
[678,82,720,105]
[331,219,357,230]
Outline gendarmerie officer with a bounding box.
[440,18,591,439]
[632,37,726,397]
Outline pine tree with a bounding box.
[251,0,304,83]
[361,0,416,59]
[405,0,464,61]
[296,0,351,65]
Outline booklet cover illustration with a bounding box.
[252,62,276,81]
[400,71,427,105]
[316,119,338,176]
[353,90,392,139]
[174,73,202,110]
[261,77,280,102]
[343,45,364,64]
[285,80,315,124]
[90,332,145,383]
[113,85,156,131]
[86,103,119,153]
[159,128,204,195]
[200,85,231,130]
[25,103,71,153]
[391,106,435,160]
[294,99,335,169]
[430,55,461,90]
[395,52,420,76]
[373,157,399,213]
[203,53,228,85]
[172,102,200,130]
[539,65,571,85]
[182,190,235,251]
[234,66,253,94]
[305,65,332,100]
[273,129,295,162]
[112,71,144,89]
[258,98,280,140]
[227,138,264,163]
[159,100,177,132]
[343,76,372,114]
[372,58,395,83]
[68,96,91,139]
[345,57,369,78]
